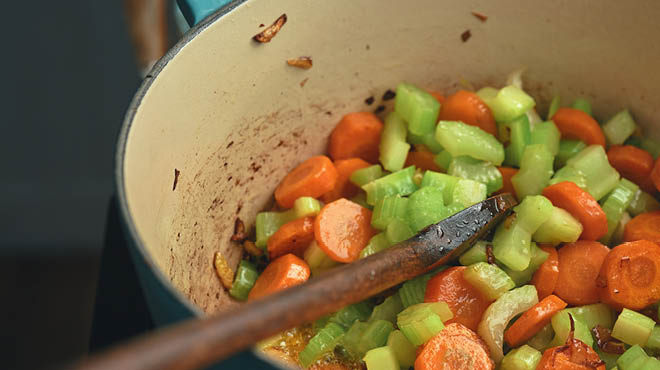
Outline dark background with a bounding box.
[1,1,174,368]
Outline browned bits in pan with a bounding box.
[461,30,472,42]
[591,325,626,354]
[243,240,263,257]
[172,168,180,191]
[253,14,287,43]
[364,96,375,105]
[374,105,385,114]
[471,12,488,22]
[486,244,495,265]
[300,78,309,87]
[230,218,248,242]
[382,89,396,101]
[214,252,234,290]
[287,56,313,69]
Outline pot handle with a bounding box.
[177,0,233,27]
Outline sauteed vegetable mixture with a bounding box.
[220,72,660,370]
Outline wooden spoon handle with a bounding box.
[75,194,516,370]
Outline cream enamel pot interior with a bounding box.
[117,0,660,367]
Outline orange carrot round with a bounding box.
[267,217,316,260]
[248,254,310,301]
[554,241,610,305]
[321,158,370,203]
[328,112,383,163]
[652,156,660,192]
[597,240,660,311]
[530,246,560,300]
[542,181,608,241]
[504,295,568,347]
[607,145,656,194]
[623,211,660,245]
[314,199,377,263]
[405,147,442,172]
[495,167,518,199]
[274,156,338,209]
[424,266,492,331]
[551,107,606,146]
[415,323,494,370]
[438,90,497,136]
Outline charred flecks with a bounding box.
[382,89,396,101]
[172,168,180,191]
[471,12,488,22]
[287,56,313,69]
[230,218,248,242]
[461,29,472,42]
[253,14,287,43]
[364,96,375,105]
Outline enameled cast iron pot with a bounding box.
[116,0,660,367]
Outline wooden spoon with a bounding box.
[75,193,516,370]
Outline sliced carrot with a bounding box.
[415,323,494,370]
[424,266,493,331]
[551,107,606,146]
[437,90,497,136]
[321,158,370,203]
[314,198,377,263]
[536,343,606,370]
[429,91,446,105]
[542,181,608,241]
[328,112,383,163]
[623,211,660,245]
[267,217,315,260]
[274,156,338,209]
[554,241,610,306]
[607,145,656,193]
[248,254,310,301]
[530,246,560,300]
[495,167,518,199]
[404,147,442,172]
[652,156,660,192]
[597,240,660,311]
[504,295,568,347]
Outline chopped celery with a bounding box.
[363,346,398,370]
[459,240,489,266]
[533,206,583,246]
[640,138,660,159]
[379,112,411,172]
[329,301,373,328]
[339,321,368,359]
[255,211,294,248]
[448,156,503,195]
[387,330,416,369]
[555,139,587,169]
[463,262,515,300]
[420,170,458,204]
[547,95,561,120]
[369,293,404,324]
[486,85,536,123]
[413,167,424,187]
[565,303,616,330]
[350,164,384,187]
[646,325,660,352]
[433,150,453,171]
[299,322,346,367]
[600,179,639,244]
[477,285,539,362]
[313,316,330,333]
[394,83,441,136]
[341,319,394,361]
[502,115,532,167]
[492,222,532,271]
[612,308,655,346]
[359,233,392,259]
[565,145,620,200]
[362,166,418,206]
[617,345,647,370]
[371,195,409,230]
[408,131,445,154]
[644,358,660,370]
[385,219,415,244]
[293,197,322,218]
[571,98,592,116]
[476,86,499,107]
[549,166,589,190]
[406,186,447,232]
[229,260,258,301]
[627,189,660,216]
[435,120,505,165]
[397,303,451,346]
[512,144,554,199]
[526,323,554,351]
[549,311,593,348]
[304,241,340,276]
[513,195,554,234]
[603,109,637,145]
[452,178,487,208]
[500,344,542,370]
[503,243,548,286]
[611,211,631,246]
[530,121,561,156]
[595,346,621,370]
[350,192,371,210]
[399,273,434,308]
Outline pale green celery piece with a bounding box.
[526,323,554,351]
[565,303,616,330]
[641,138,660,159]
[299,322,346,368]
[643,357,660,370]
[369,293,404,324]
[409,131,445,154]
[512,144,555,199]
[502,115,532,168]
[566,145,621,200]
[549,311,593,348]
[513,195,554,234]
[549,166,589,190]
[503,243,548,286]
[616,345,648,370]
[350,164,384,187]
[492,222,532,271]
[305,241,340,276]
[394,83,441,136]
[229,260,258,301]
[341,320,394,361]
[379,112,411,172]
[476,86,499,106]
[371,195,409,230]
[452,178,487,208]
[611,211,631,246]
[448,156,503,195]
[350,192,371,210]
[500,344,542,370]
[459,240,489,266]
[359,233,392,259]
[645,325,660,352]
[406,186,447,232]
[463,262,515,300]
[387,330,416,369]
[433,149,453,172]
[330,301,374,328]
[571,98,592,116]
[420,170,459,204]
[363,346,399,370]
[627,189,660,216]
[599,179,639,244]
[477,285,539,363]
[435,120,505,165]
[293,196,322,218]
[255,210,295,248]
[595,346,621,370]
[530,121,561,156]
[533,206,583,246]
[397,303,447,346]
[362,166,418,206]
[398,273,435,308]
[547,95,561,120]
[555,139,587,169]
[385,219,415,244]
[612,308,655,346]
[487,85,536,123]
[602,109,637,146]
